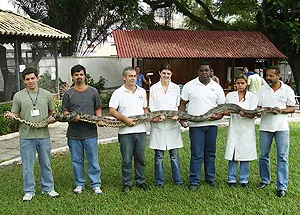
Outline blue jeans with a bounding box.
[118,132,146,187]
[228,160,250,183]
[155,149,183,186]
[68,137,101,188]
[189,126,218,185]
[259,130,290,190]
[20,137,54,194]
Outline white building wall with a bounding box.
[38,57,132,89]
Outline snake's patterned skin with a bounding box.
[4,103,267,128]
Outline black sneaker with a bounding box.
[277,190,286,197]
[137,183,150,191]
[176,183,184,189]
[241,183,248,188]
[207,180,219,187]
[258,182,267,189]
[156,184,164,189]
[189,184,198,191]
[122,185,131,192]
[228,182,236,188]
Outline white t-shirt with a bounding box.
[248,74,265,94]
[181,78,225,127]
[109,85,147,134]
[257,81,295,132]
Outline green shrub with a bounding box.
[38,72,56,93]
[54,98,62,113]
[86,74,106,95]
[0,103,19,135]
[100,92,113,108]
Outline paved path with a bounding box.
[1,111,300,166]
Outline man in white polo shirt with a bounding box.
[179,61,225,191]
[257,66,295,198]
[109,67,150,192]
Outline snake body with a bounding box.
[4,103,266,128]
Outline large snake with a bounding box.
[4,103,269,128]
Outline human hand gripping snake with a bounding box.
[3,103,278,128]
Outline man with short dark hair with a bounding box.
[109,66,150,192]
[243,66,254,77]
[5,67,59,201]
[62,64,103,195]
[257,66,296,197]
[179,61,225,191]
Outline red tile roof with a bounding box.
[113,30,286,59]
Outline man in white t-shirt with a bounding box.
[248,70,265,94]
[179,61,225,191]
[109,67,150,192]
[257,66,296,198]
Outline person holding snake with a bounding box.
[5,67,60,201]
[224,74,258,188]
[149,63,184,189]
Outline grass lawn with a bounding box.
[1,123,300,214]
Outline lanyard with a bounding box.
[27,88,40,110]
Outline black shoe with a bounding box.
[258,182,267,189]
[122,185,131,192]
[228,182,236,188]
[189,184,198,191]
[137,183,150,191]
[207,180,218,187]
[277,190,286,197]
[156,184,164,189]
[176,183,184,189]
[241,183,248,188]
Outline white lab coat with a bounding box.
[149,81,183,150]
[225,91,258,161]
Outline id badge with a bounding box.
[31,109,40,117]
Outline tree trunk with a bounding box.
[287,53,300,95]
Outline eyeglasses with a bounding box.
[199,69,210,72]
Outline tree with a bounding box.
[261,0,300,92]
[142,0,300,90]
[13,0,142,56]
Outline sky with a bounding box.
[0,0,18,13]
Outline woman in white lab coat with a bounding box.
[149,63,184,188]
[225,74,258,188]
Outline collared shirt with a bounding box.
[225,91,258,161]
[109,85,147,134]
[149,81,183,150]
[136,73,144,87]
[181,77,225,127]
[257,81,295,132]
[149,81,180,111]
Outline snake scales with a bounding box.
[4,103,267,128]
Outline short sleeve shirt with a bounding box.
[181,78,225,127]
[11,88,54,139]
[257,82,295,131]
[109,85,147,134]
[136,73,144,87]
[62,86,102,139]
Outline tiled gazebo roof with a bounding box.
[0,9,70,41]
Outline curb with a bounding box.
[0,122,66,141]
[0,136,120,167]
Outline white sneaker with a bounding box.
[74,186,84,194]
[42,190,60,198]
[22,193,35,201]
[92,187,103,195]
